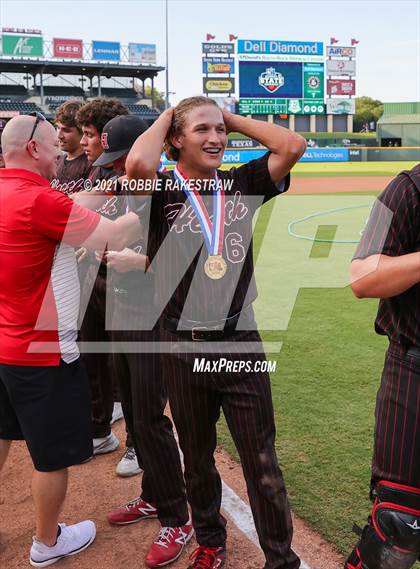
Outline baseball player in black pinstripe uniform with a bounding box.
[345,164,420,569]
[126,97,306,569]
[89,115,192,568]
[76,98,129,455]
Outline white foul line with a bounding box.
[175,432,313,569]
[221,480,313,569]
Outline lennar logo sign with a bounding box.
[258,67,284,93]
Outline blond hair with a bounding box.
[164,96,219,161]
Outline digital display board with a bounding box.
[239,60,324,114]
[239,98,324,115]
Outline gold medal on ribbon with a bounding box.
[175,165,227,280]
[204,255,227,280]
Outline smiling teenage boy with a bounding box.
[126,97,306,569]
[53,100,91,194]
[75,97,129,455]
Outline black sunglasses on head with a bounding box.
[28,111,46,142]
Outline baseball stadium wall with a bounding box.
[377,113,420,147]
[160,145,420,166]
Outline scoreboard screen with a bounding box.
[238,60,324,115]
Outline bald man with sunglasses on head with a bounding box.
[0,113,140,567]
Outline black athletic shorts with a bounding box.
[0,358,93,472]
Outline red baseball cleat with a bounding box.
[188,546,226,568]
[145,521,194,567]
[107,497,158,525]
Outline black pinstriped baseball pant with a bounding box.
[111,297,188,527]
[79,268,115,438]
[162,327,300,569]
[372,341,420,490]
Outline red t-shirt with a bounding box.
[0,168,100,366]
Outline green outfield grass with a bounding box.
[216,189,419,564]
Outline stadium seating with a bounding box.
[0,101,44,114]
[36,86,85,97]
[47,102,65,113]
[0,84,29,100]
[90,87,138,100]
[126,104,160,117]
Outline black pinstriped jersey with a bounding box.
[353,164,420,346]
[144,152,290,322]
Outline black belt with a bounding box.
[407,346,420,358]
[164,307,252,342]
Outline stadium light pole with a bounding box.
[165,0,170,109]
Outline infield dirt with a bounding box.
[1,417,344,569]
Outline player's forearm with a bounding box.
[126,108,173,182]
[225,113,306,160]
[108,213,142,250]
[351,253,420,298]
[72,191,108,210]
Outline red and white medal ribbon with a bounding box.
[174,165,225,256]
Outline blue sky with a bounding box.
[0,0,419,104]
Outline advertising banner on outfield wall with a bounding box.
[1,34,43,57]
[326,46,356,57]
[326,98,356,114]
[327,79,355,96]
[203,77,235,93]
[300,148,349,162]
[349,149,362,161]
[326,59,356,76]
[161,147,351,165]
[228,138,262,149]
[92,40,120,61]
[53,38,83,59]
[203,58,235,74]
[129,43,156,63]
[202,42,235,54]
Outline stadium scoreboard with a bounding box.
[238,39,325,115]
[239,98,325,115]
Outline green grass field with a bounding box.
[216,164,420,563]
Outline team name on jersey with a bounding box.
[164,191,249,234]
[96,196,119,217]
[51,178,86,195]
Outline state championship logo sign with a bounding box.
[258,67,284,93]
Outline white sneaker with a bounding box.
[116,447,143,477]
[111,402,124,424]
[93,431,119,455]
[30,521,96,567]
